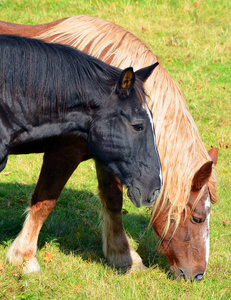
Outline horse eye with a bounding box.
[132,124,144,132]
[191,216,204,224]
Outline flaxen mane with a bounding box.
[38,15,218,234]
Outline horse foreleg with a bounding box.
[95,161,146,270]
[6,142,88,273]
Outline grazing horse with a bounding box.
[0,16,219,281]
[0,34,162,273]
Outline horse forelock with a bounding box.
[37,15,218,236]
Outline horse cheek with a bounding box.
[88,125,106,162]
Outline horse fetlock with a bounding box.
[6,247,24,265]
[6,244,40,273]
[106,246,145,270]
[6,239,25,265]
[6,236,36,261]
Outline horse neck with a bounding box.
[29,15,152,69]
[0,19,65,40]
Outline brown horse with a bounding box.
[0,16,218,281]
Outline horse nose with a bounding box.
[193,273,204,282]
[147,188,161,205]
[152,188,161,201]
[179,269,204,282]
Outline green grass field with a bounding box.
[0,0,230,299]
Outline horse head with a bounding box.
[88,63,162,207]
[153,148,218,282]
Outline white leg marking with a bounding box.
[6,211,41,273]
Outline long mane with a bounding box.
[37,15,218,233]
[0,34,121,120]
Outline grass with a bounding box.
[0,0,230,299]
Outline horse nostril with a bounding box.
[193,273,204,282]
[143,189,161,207]
[179,269,187,281]
[152,189,161,201]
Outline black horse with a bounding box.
[0,35,162,272]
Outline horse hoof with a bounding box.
[22,258,41,274]
[126,265,148,274]
[130,262,148,271]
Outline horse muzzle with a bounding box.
[127,185,161,207]
[171,265,205,283]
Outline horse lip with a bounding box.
[170,265,187,281]
[178,270,204,283]
[127,187,141,207]
[178,269,187,281]
[173,267,203,282]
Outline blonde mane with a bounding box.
[38,15,217,233]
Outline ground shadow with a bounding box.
[0,182,169,274]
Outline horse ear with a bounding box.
[191,161,213,192]
[208,147,218,165]
[135,62,159,83]
[116,67,135,98]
